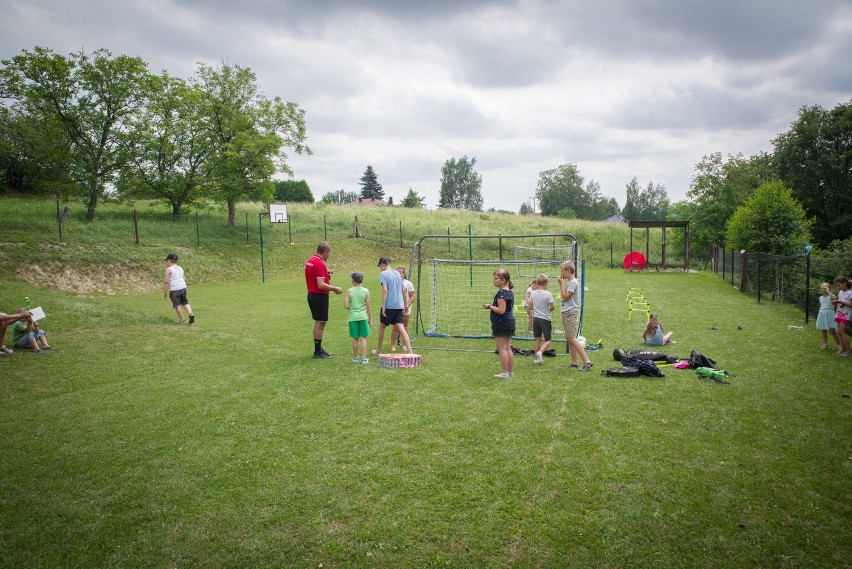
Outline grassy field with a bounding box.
[1,259,849,567]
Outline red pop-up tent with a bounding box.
[623,251,647,271]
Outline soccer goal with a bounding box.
[408,233,582,343]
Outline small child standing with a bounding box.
[529,274,555,364]
[643,313,674,346]
[816,282,840,351]
[163,253,194,324]
[344,271,372,364]
[832,276,852,356]
[483,268,515,378]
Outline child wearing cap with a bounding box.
[344,271,372,363]
[163,253,194,324]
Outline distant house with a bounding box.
[605,213,626,224]
[354,198,385,207]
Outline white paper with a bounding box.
[29,306,46,321]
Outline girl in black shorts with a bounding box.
[483,268,515,378]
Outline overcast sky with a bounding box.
[2,0,851,211]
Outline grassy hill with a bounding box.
[0,196,663,294]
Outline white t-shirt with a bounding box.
[530,289,555,321]
[838,289,852,318]
[402,279,415,315]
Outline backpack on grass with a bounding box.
[618,356,665,377]
[601,366,641,378]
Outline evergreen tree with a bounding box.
[401,188,425,208]
[359,165,384,200]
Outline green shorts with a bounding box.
[349,319,370,339]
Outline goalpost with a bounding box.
[409,233,582,343]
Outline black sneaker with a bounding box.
[188,313,195,325]
[320,348,331,357]
[313,352,331,359]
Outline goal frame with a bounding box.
[408,233,579,341]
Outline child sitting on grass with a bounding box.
[12,307,53,354]
[643,313,674,346]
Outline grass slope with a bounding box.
[0,266,849,568]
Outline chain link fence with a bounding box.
[711,245,852,322]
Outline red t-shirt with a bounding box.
[305,254,330,294]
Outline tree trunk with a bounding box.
[85,180,99,221]
[228,200,236,227]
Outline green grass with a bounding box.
[1,266,849,568]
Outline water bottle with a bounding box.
[24,296,32,310]
[788,325,803,330]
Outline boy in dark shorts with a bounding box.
[372,257,412,356]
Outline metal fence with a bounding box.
[711,244,852,323]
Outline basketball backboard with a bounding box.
[269,203,288,223]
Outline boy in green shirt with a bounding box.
[344,272,372,364]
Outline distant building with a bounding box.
[605,213,626,224]
[354,198,385,207]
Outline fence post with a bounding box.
[246,212,249,245]
[196,212,200,247]
[447,227,451,252]
[55,196,63,244]
[805,252,811,324]
[133,209,139,246]
[722,247,726,281]
[610,242,613,269]
[324,214,327,241]
[757,251,762,303]
[399,220,403,249]
[731,247,735,287]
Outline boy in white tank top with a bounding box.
[163,253,194,324]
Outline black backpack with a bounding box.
[688,350,716,369]
[619,356,665,377]
[601,366,641,377]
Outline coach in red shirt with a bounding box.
[305,241,343,358]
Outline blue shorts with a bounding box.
[15,330,45,349]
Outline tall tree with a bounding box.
[401,188,425,208]
[0,47,149,220]
[519,201,533,215]
[536,163,586,217]
[359,165,384,200]
[686,152,773,249]
[773,101,852,247]
[438,156,483,210]
[725,181,812,254]
[118,72,212,216]
[195,62,310,226]
[622,177,669,221]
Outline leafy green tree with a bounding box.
[0,106,71,195]
[536,163,586,217]
[725,181,812,254]
[622,177,669,221]
[401,188,425,208]
[519,201,533,215]
[773,101,852,247]
[438,156,483,210]
[557,207,577,219]
[118,72,212,216]
[0,47,149,220]
[274,179,313,202]
[686,152,773,249]
[359,165,384,200]
[195,62,310,226]
[320,189,359,205]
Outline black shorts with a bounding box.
[307,292,329,322]
[170,288,189,308]
[492,320,516,338]
[533,317,552,341]
[380,308,404,326]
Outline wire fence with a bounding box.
[710,244,852,323]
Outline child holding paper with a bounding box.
[12,307,53,353]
